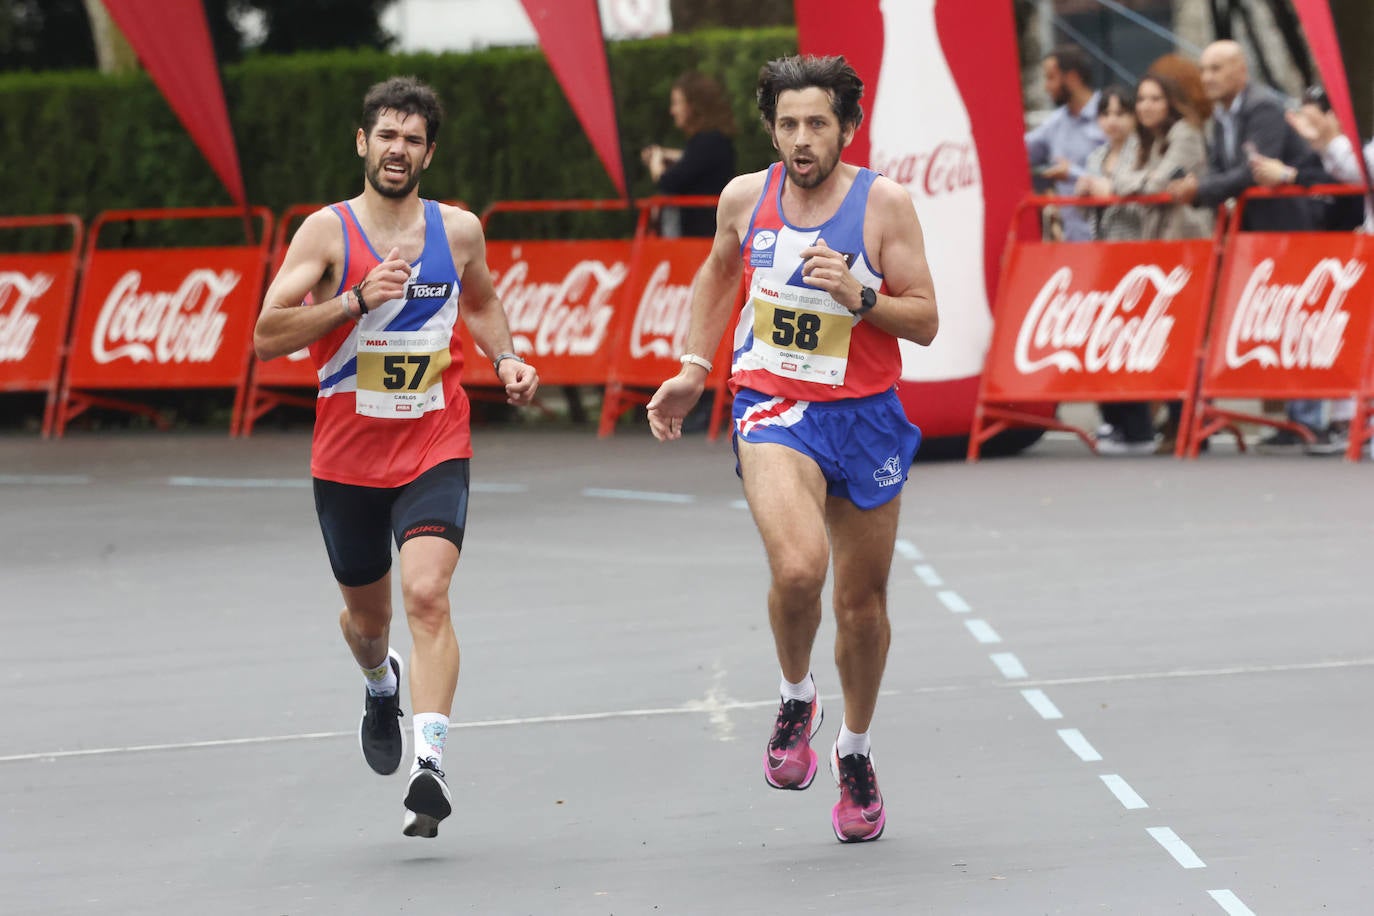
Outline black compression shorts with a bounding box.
[312,458,470,587]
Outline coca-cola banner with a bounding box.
[609,237,716,387]
[465,240,633,386]
[1202,233,1374,397]
[796,0,1029,438]
[66,248,266,389]
[0,254,79,391]
[981,241,1216,401]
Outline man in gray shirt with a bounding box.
[1024,45,1106,241]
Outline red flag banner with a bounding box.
[102,0,248,208]
[520,0,628,198]
[1291,0,1371,191]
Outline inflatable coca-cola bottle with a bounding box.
[868,0,991,384]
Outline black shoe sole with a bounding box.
[402,773,452,838]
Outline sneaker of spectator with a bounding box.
[1097,427,1157,456]
[1305,421,1349,456]
[1256,427,1313,454]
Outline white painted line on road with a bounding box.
[894,539,921,560]
[169,476,308,488]
[582,487,695,504]
[1021,689,1063,719]
[684,662,736,742]
[0,474,92,485]
[1017,656,1374,688]
[730,499,749,510]
[990,652,1028,679]
[964,619,1002,644]
[937,590,971,613]
[1101,774,1148,809]
[1147,827,1206,868]
[0,695,819,765]
[1057,728,1102,761]
[1207,890,1256,916]
[472,482,530,494]
[914,564,943,587]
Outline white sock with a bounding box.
[361,653,397,697]
[779,673,816,703]
[836,722,871,758]
[412,713,449,771]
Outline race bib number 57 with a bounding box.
[355,329,451,419]
[749,282,853,384]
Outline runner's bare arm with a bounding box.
[253,210,409,360]
[646,171,762,441]
[799,175,938,346]
[447,207,539,406]
[862,177,938,344]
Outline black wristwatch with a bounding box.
[852,286,877,315]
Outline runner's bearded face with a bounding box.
[772,87,848,190]
[362,110,432,199]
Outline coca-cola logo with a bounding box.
[1015,265,1187,374]
[0,270,53,363]
[872,141,980,198]
[92,269,238,364]
[630,261,693,359]
[1225,257,1362,371]
[493,253,625,357]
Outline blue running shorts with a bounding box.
[732,387,922,509]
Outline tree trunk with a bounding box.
[82,0,138,74]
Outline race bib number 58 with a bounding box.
[749,282,853,384]
[355,329,451,419]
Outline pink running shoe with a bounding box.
[762,691,823,789]
[829,744,885,842]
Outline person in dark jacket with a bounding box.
[641,71,737,238]
[1167,40,1325,232]
[1167,40,1332,449]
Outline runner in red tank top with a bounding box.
[254,77,538,839]
[647,55,939,843]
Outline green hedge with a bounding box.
[0,27,796,234]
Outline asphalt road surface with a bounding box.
[2,427,1370,915]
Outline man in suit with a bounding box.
[1167,39,1324,232]
[1167,40,1334,452]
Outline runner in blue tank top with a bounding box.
[648,55,940,843]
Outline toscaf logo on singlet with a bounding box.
[407,282,452,300]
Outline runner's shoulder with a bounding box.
[437,202,483,245]
[718,170,770,224]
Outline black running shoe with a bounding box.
[359,649,404,775]
[402,757,452,838]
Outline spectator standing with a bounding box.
[1249,84,1371,455]
[1076,85,1155,455]
[1128,71,1215,452]
[1025,45,1106,241]
[1168,40,1330,451]
[641,71,738,238]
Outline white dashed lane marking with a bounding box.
[1147,827,1207,868]
[1100,774,1148,809]
[914,564,943,586]
[1207,890,1257,915]
[936,590,971,613]
[989,652,1028,679]
[581,487,694,504]
[1020,689,1064,720]
[963,619,1002,644]
[1056,728,1102,761]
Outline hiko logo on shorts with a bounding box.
[407,282,452,299]
[405,524,448,538]
[873,456,903,488]
[750,229,778,268]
